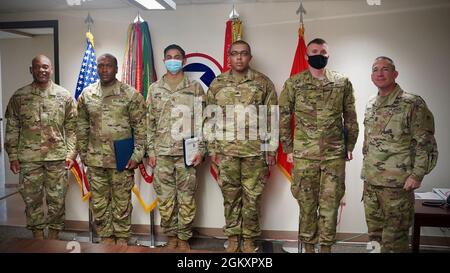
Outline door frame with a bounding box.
[0,20,59,83]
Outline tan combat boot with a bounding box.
[48,229,59,240]
[100,236,115,245]
[225,236,240,253]
[32,230,44,240]
[320,245,331,253]
[241,238,258,253]
[304,243,315,253]
[177,239,191,251]
[164,236,178,250]
[116,237,128,246]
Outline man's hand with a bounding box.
[192,153,202,167]
[346,151,353,161]
[287,153,293,164]
[340,195,346,206]
[10,160,20,174]
[65,158,75,170]
[126,159,139,170]
[211,154,219,165]
[147,156,156,168]
[267,155,276,166]
[403,175,421,191]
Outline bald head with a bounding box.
[97,53,118,67]
[30,54,53,88]
[32,55,52,67]
[97,53,118,86]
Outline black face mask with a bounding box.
[307,54,328,69]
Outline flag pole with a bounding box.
[149,165,156,247]
[84,12,95,243]
[296,1,306,25]
[298,221,301,253]
[84,12,94,34]
[88,206,94,243]
[296,0,306,253]
[149,210,156,247]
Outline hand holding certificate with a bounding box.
[114,136,134,172]
[183,136,199,167]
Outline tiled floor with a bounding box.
[0,225,372,253]
[0,191,448,253]
[0,190,25,227]
[0,186,18,200]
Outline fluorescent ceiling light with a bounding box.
[129,0,176,10]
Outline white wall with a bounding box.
[0,0,449,237]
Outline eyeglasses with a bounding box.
[229,51,250,57]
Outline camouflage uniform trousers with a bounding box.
[363,182,414,253]
[87,167,134,239]
[217,155,268,239]
[153,155,197,241]
[291,158,345,246]
[19,161,68,231]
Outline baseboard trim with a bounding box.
[60,221,450,247]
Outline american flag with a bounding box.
[74,32,98,99]
[71,31,98,201]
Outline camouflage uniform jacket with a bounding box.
[361,84,438,187]
[5,81,77,162]
[77,80,146,168]
[279,69,359,160]
[205,68,278,157]
[146,75,206,157]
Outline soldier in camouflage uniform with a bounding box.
[77,54,146,246]
[205,41,278,253]
[5,55,77,240]
[362,56,438,253]
[279,38,359,253]
[147,44,206,251]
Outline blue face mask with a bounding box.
[164,59,183,74]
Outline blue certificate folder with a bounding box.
[113,137,134,172]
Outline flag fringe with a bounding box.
[277,163,293,182]
[70,167,90,202]
[132,186,158,213]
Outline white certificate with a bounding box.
[183,136,199,167]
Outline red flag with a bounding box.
[222,17,243,72]
[277,25,308,180]
[223,20,232,72]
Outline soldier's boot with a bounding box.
[100,236,115,245]
[320,245,332,253]
[241,239,258,253]
[116,237,128,246]
[164,236,178,250]
[304,243,315,253]
[32,230,44,240]
[177,239,191,252]
[225,236,240,253]
[48,229,59,240]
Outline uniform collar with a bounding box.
[95,80,121,97]
[31,81,56,96]
[224,68,255,83]
[159,74,190,92]
[303,69,335,86]
[375,84,403,108]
